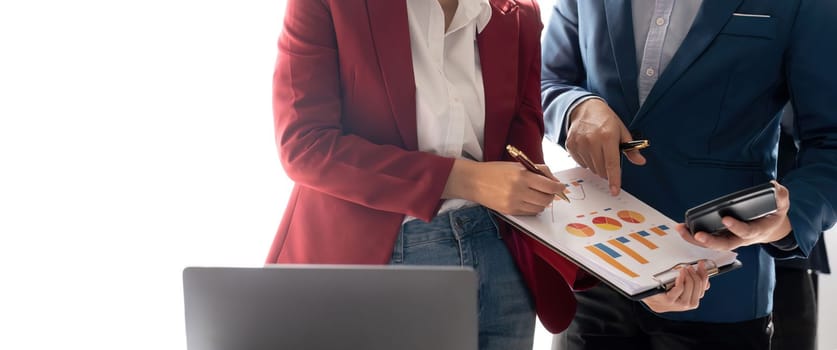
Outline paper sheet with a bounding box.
[502,167,738,296]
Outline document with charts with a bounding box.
[497,167,740,299]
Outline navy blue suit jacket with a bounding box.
[542,0,837,322]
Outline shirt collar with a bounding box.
[475,0,492,33]
[449,0,493,34]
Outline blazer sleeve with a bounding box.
[274,0,454,221]
[771,0,837,257]
[541,0,597,147]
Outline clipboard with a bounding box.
[498,214,743,300]
[494,167,743,300]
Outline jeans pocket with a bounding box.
[486,212,502,239]
[388,226,405,264]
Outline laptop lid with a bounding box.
[183,265,477,350]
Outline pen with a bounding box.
[620,139,650,152]
[506,145,571,202]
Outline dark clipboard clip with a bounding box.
[651,259,720,291]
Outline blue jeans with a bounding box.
[390,206,536,350]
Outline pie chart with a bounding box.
[565,223,595,237]
[617,210,645,224]
[592,216,622,231]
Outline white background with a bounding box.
[1,1,289,348]
[0,1,833,349]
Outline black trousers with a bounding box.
[771,266,818,350]
[552,284,772,350]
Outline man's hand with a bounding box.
[566,99,646,195]
[675,181,793,251]
[642,261,710,313]
[442,159,566,215]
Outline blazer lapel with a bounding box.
[631,0,744,126]
[366,0,418,150]
[604,0,640,117]
[480,0,519,162]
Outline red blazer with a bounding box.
[269,0,594,333]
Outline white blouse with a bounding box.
[405,0,492,220]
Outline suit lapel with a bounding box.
[604,0,640,117]
[480,0,519,162]
[631,0,744,126]
[366,0,418,150]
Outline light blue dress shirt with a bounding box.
[632,0,703,105]
[562,0,703,126]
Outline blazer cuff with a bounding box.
[544,91,599,145]
[762,231,803,259]
[770,231,799,251]
[564,95,605,135]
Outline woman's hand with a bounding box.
[443,159,565,215]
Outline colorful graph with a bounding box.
[617,210,645,224]
[575,208,610,219]
[565,223,595,237]
[592,216,622,231]
[585,225,674,278]
[650,224,670,236]
[629,231,659,249]
[564,179,586,200]
[586,244,639,277]
[608,237,649,264]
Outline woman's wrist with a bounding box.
[442,158,480,201]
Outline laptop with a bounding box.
[183,265,478,350]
